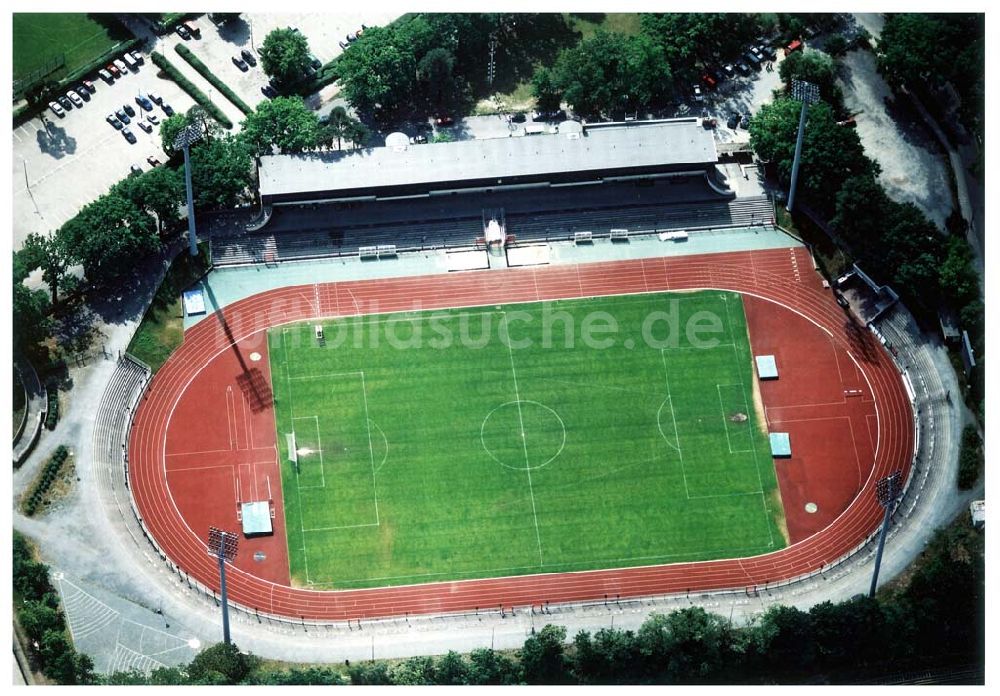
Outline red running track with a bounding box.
[128,248,913,620]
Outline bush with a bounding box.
[150,51,233,128]
[174,44,253,115]
[957,426,982,489]
[45,388,59,430]
[22,445,69,516]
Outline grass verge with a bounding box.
[174,44,253,115]
[150,51,233,128]
[127,244,212,372]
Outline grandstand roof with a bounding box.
[258,119,718,201]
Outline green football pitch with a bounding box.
[269,291,786,589]
[13,13,122,83]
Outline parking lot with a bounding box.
[12,54,198,247]
[13,12,401,249]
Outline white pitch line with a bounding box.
[502,312,544,566]
[659,349,690,499]
[359,371,380,525]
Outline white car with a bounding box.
[147,90,162,105]
[66,90,84,107]
[114,58,128,74]
[48,101,65,117]
[692,84,704,102]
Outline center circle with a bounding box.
[481,400,566,471]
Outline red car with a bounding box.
[701,73,717,89]
[106,63,120,78]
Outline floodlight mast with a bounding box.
[207,527,239,644]
[868,471,902,598]
[174,124,204,257]
[786,80,820,213]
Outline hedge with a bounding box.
[45,388,58,430]
[23,446,69,516]
[150,51,233,128]
[174,44,253,115]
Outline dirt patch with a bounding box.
[21,454,76,517]
[769,486,790,546]
[728,412,749,423]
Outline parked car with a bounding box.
[240,48,257,66]
[760,44,777,60]
[130,50,145,65]
[837,117,858,127]
[82,79,96,92]
[137,120,152,133]
[749,46,763,59]
[135,95,153,111]
[184,21,200,38]
[106,63,120,78]
[691,84,704,102]
[122,103,135,117]
[98,69,113,84]
[533,109,565,122]
[75,86,90,101]
[338,40,349,50]
[261,84,277,98]
[785,39,803,56]
[723,64,735,79]
[232,56,248,71]
[147,155,161,167]
[726,112,740,129]
[434,115,454,127]
[114,58,128,74]
[123,52,139,71]
[122,128,136,143]
[146,113,159,124]
[130,164,143,175]
[106,113,122,129]
[49,102,65,118]
[700,74,716,90]
[740,112,751,128]
[735,60,752,76]
[176,24,191,39]
[744,51,762,70]
[147,90,162,104]
[308,53,322,69]
[709,67,726,84]
[115,108,130,124]
[511,112,526,122]
[57,95,73,110]
[346,32,357,43]
[66,90,83,107]
[410,134,428,144]
[161,103,174,116]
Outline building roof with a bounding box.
[258,119,718,200]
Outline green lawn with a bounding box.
[13,13,125,84]
[270,291,785,589]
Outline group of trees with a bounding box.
[96,514,981,685]
[875,14,984,140]
[258,28,315,94]
[14,532,96,684]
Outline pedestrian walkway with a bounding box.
[13,355,46,467]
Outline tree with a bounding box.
[938,235,979,308]
[531,67,562,113]
[241,96,319,156]
[19,232,67,304]
[253,666,346,685]
[417,47,456,110]
[552,31,672,118]
[348,661,393,685]
[186,642,260,685]
[778,50,842,106]
[876,14,947,89]
[56,192,160,285]
[190,135,255,208]
[320,106,352,150]
[336,24,418,121]
[749,98,878,215]
[467,648,522,685]
[17,600,63,643]
[825,34,849,56]
[391,656,436,685]
[520,624,569,684]
[13,283,51,353]
[640,13,763,80]
[434,651,470,685]
[115,166,186,233]
[572,627,639,684]
[259,27,313,92]
[755,605,816,676]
